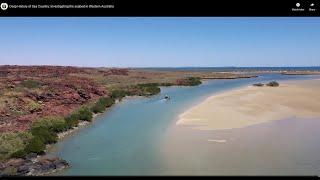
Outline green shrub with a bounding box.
[137,83,160,88]
[144,86,161,95]
[253,83,264,87]
[27,100,41,113]
[31,126,58,144]
[24,136,46,154]
[111,89,128,100]
[159,83,174,86]
[51,121,68,132]
[91,102,105,113]
[186,77,202,86]
[65,113,80,129]
[10,149,27,158]
[78,107,93,121]
[20,80,40,88]
[137,83,161,96]
[11,136,46,157]
[266,81,279,87]
[32,116,67,133]
[91,97,116,113]
[99,97,114,107]
[177,77,202,86]
[0,132,33,160]
[11,128,49,157]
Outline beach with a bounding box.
[177,79,320,130]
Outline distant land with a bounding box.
[140,66,320,72]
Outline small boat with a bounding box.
[164,95,171,100]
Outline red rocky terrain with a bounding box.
[0,66,114,133]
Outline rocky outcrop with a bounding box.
[0,66,108,133]
[0,154,69,176]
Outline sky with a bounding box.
[0,17,319,67]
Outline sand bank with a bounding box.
[176,79,320,130]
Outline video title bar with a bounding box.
[0,0,319,16]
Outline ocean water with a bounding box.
[141,66,320,72]
[49,73,320,175]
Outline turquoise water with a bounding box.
[50,74,320,175]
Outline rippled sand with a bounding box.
[177,79,320,130]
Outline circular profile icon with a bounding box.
[1,3,8,10]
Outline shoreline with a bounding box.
[176,78,320,131]
[39,78,259,175]
[38,94,155,175]
[0,96,138,176]
[3,72,317,176]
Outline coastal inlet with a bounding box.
[49,73,320,175]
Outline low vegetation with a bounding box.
[176,77,202,86]
[77,107,93,121]
[253,81,280,87]
[20,80,41,89]
[266,81,279,87]
[0,132,33,160]
[158,82,174,86]
[23,136,46,154]
[10,117,65,158]
[253,83,264,87]
[31,126,58,144]
[8,117,71,158]
[109,83,167,98]
[111,89,128,100]
[32,116,67,133]
[186,77,202,86]
[27,100,42,113]
[64,113,80,129]
[91,97,115,113]
[137,83,161,96]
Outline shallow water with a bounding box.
[164,118,320,175]
[50,74,320,175]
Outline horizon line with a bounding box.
[1,65,320,69]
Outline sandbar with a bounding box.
[176,79,320,130]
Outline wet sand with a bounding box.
[176,79,320,130]
[163,117,320,175]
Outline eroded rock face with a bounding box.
[0,156,69,176]
[0,66,108,133]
